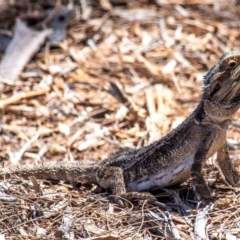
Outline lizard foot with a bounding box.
[191,171,212,201]
[115,192,156,207]
[121,191,156,201]
[193,183,212,201]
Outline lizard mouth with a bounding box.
[222,82,240,105]
[211,79,240,106]
[210,82,221,98]
[210,64,240,105]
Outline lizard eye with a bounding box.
[228,60,237,68]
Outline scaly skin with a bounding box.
[1,51,240,204]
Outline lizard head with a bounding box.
[202,51,240,119]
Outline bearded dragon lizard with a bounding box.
[1,51,240,204]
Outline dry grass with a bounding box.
[1,0,240,239]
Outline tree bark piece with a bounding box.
[0,18,52,84]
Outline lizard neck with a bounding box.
[200,97,237,130]
[193,97,233,130]
[199,115,230,130]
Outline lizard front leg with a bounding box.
[96,166,156,205]
[217,142,240,187]
[191,139,213,200]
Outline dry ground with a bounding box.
[1,0,240,239]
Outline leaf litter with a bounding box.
[0,0,240,239]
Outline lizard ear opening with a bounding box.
[228,60,237,68]
[210,82,221,97]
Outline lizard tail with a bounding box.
[0,161,99,183]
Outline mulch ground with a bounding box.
[1,0,240,239]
